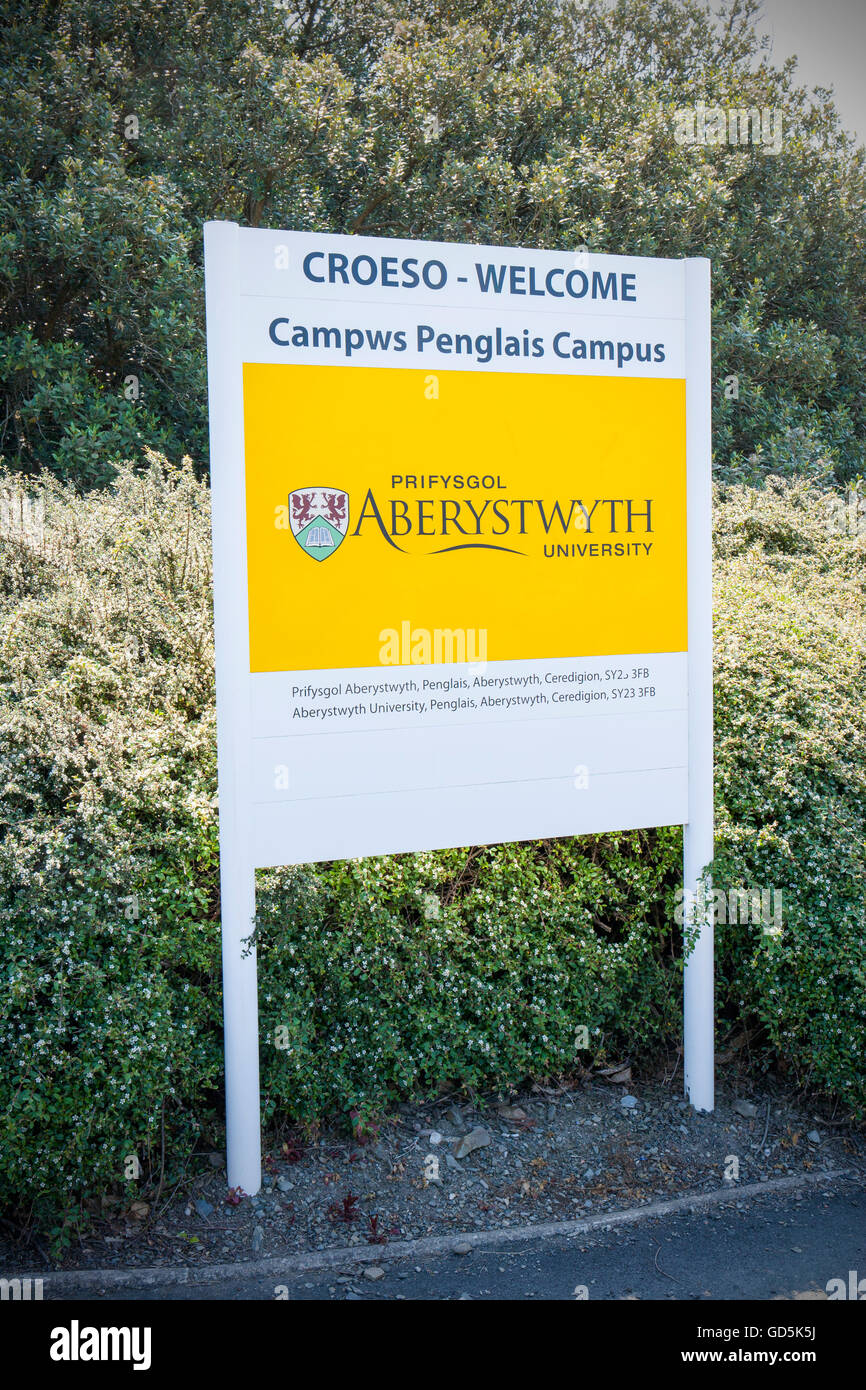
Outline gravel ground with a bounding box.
[5,1074,864,1274]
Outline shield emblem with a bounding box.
[288,487,350,562]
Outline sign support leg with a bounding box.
[221,857,261,1195]
[683,827,714,1111]
[205,220,262,1194]
[683,257,714,1113]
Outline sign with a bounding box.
[204,224,713,1193]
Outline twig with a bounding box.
[654,1242,682,1283]
[663,1046,683,1087]
[181,1223,243,1231]
[759,1099,771,1150]
[153,1100,166,1210]
[153,1174,188,1225]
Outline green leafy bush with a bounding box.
[2,0,865,487]
[713,476,866,1113]
[1,0,865,1246]
[255,834,683,1131]
[0,457,863,1240]
[0,459,221,1237]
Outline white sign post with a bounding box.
[683,259,715,1113]
[204,221,714,1194]
[204,223,261,1196]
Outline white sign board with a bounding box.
[204,223,713,1193]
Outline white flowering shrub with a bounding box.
[0,457,222,1243]
[0,458,863,1244]
[713,476,866,1113]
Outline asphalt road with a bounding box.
[63,1181,865,1301]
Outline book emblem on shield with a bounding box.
[288,487,350,562]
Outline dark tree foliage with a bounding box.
[1,0,865,488]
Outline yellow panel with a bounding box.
[243,364,687,672]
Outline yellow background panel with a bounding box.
[243,364,687,672]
